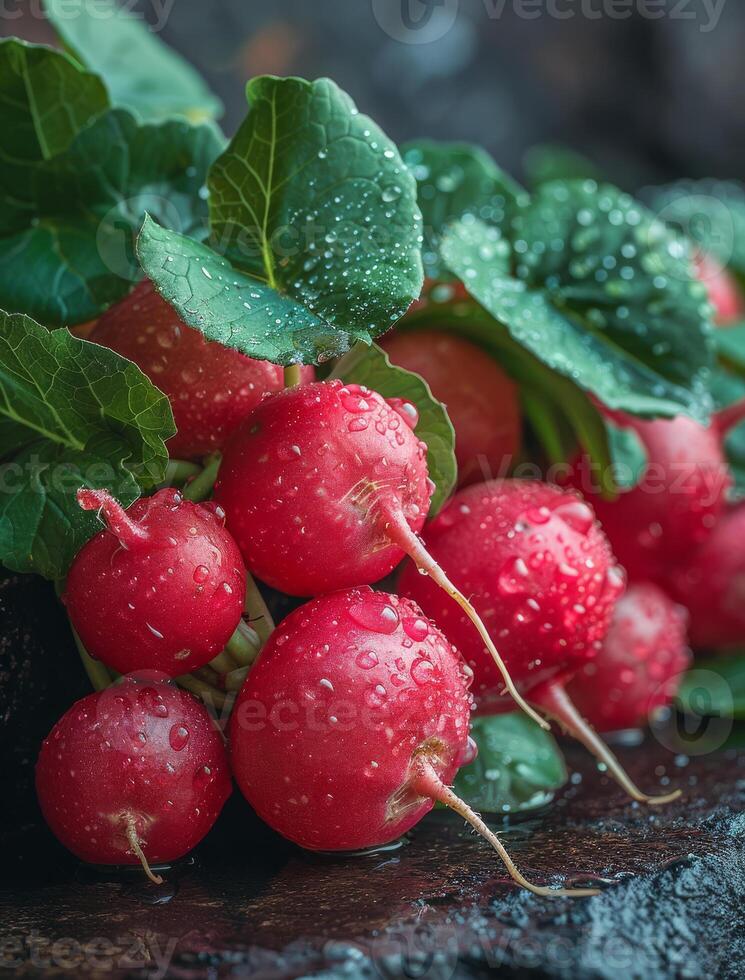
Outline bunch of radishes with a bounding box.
[34,268,745,898]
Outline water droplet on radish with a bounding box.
[348,417,369,432]
[402,616,429,641]
[193,565,209,584]
[355,650,380,670]
[497,556,530,595]
[410,658,435,685]
[348,601,400,634]
[554,499,595,535]
[169,725,190,751]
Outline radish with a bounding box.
[91,281,314,459]
[569,413,737,583]
[214,379,543,727]
[567,584,691,733]
[64,488,245,677]
[665,504,745,649]
[695,254,745,326]
[36,676,231,881]
[381,330,521,486]
[230,587,596,897]
[398,479,680,805]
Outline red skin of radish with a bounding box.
[381,330,521,486]
[568,414,730,583]
[91,281,314,459]
[567,584,691,733]
[665,504,745,649]
[214,380,432,597]
[398,479,625,712]
[695,254,745,326]
[36,677,231,867]
[65,488,245,677]
[230,588,473,852]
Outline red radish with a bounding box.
[90,281,314,459]
[381,330,521,486]
[665,504,745,649]
[399,479,679,805]
[695,254,745,326]
[36,676,231,881]
[215,379,543,727]
[567,584,691,733]
[65,488,245,677]
[569,413,735,583]
[230,587,596,897]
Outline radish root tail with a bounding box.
[411,756,600,898]
[379,503,549,732]
[532,681,682,806]
[125,818,164,885]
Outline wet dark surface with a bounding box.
[3,732,744,979]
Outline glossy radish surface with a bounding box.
[215,380,543,726]
[230,588,594,897]
[65,488,245,677]
[665,504,745,649]
[399,480,678,805]
[569,414,730,583]
[399,479,624,710]
[381,330,521,486]
[91,281,314,459]
[36,677,231,877]
[567,584,691,733]
[695,254,745,326]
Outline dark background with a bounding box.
[4,0,744,189]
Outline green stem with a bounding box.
[284,363,302,388]
[175,674,228,710]
[225,665,250,692]
[164,459,202,487]
[226,620,262,667]
[209,650,238,675]
[183,453,222,502]
[243,575,275,645]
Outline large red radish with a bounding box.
[230,588,597,897]
[36,677,231,881]
[214,379,544,727]
[399,479,680,805]
[567,584,691,733]
[381,330,521,485]
[65,488,245,677]
[90,280,313,459]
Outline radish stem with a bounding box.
[183,454,222,502]
[284,364,302,388]
[226,621,262,666]
[125,818,164,885]
[164,459,202,487]
[243,576,275,645]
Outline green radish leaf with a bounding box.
[140,76,424,366]
[44,0,222,123]
[401,140,525,279]
[330,342,457,514]
[136,218,371,365]
[0,38,108,231]
[709,364,745,498]
[0,311,174,579]
[441,182,714,424]
[0,108,222,327]
[453,713,567,814]
[650,179,745,278]
[677,656,745,721]
[524,143,601,188]
[604,418,648,490]
[716,322,745,370]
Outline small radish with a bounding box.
[91,281,314,459]
[230,587,596,897]
[569,412,738,583]
[381,330,521,486]
[399,479,679,805]
[36,676,231,881]
[65,488,245,677]
[215,379,543,727]
[695,254,745,326]
[567,584,691,733]
[665,504,745,649]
